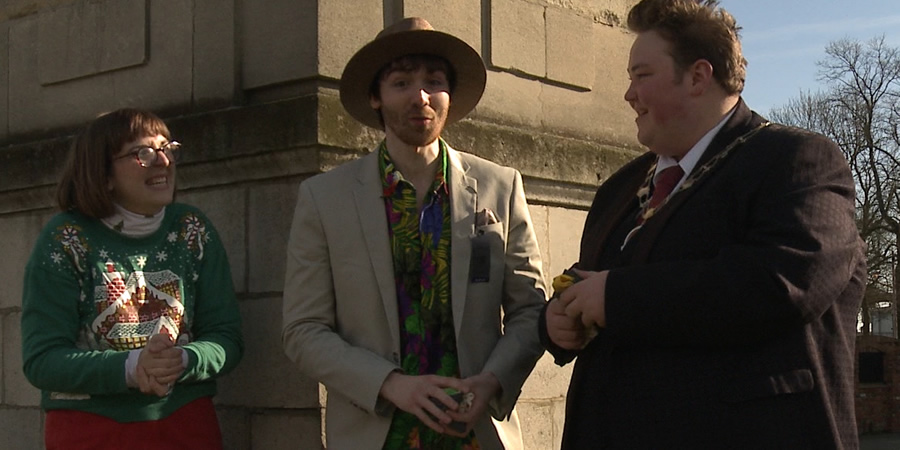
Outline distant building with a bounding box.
[856,286,900,433]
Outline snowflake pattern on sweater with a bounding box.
[41,209,212,352]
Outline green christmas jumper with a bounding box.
[21,203,243,422]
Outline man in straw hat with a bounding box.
[283,17,547,450]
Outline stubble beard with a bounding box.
[396,125,441,147]
[384,107,448,147]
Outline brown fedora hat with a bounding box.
[340,17,487,130]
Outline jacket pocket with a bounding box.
[723,368,814,403]
[469,222,504,284]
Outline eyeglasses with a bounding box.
[113,141,182,168]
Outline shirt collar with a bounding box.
[656,105,737,182]
[379,139,449,196]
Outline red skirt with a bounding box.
[44,396,222,450]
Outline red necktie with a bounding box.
[637,165,684,224]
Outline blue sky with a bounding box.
[719,0,900,114]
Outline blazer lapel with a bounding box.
[353,152,401,348]
[581,153,654,269]
[447,147,477,338]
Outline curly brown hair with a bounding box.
[627,0,746,95]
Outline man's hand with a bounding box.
[379,372,467,434]
[559,269,609,329]
[444,372,501,437]
[546,295,587,350]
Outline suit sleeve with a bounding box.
[481,169,548,418]
[538,300,580,366]
[282,181,399,415]
[604,132,864,348]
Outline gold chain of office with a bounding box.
[635,121,772,223]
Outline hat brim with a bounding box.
[340,29,487,130]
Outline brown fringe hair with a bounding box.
[56,108,171,219]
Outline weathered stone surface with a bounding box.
[475,71,544,129]
[490,0,545,77]
[9,13,115,134]
[217,407,251,450]
[517,399,556,450]
[217,297,319,408]
[551,394,567,448]
[548,207,587,278]
[1,0,74,21]
[0,21,9,141]
[169,96,319,165]
[7,16,42,127]
[543,24,637,146]
[546,0,632,27]
[251,410,323,450]
[247,181,300,294]
[0,408,43,450]
[317,91,383,152]
[4,311,41,406]
[8,0,194,136]
[177,188,248,293]
[404,0,482,53]
[108,0,193,110]
[0,213,47,309]
[193,0,236,108]
[546,7,594,89]
[318,0,382,80]
[528,205,551,286]
[0,315,4,403]
[0,138,69,194]
[523,204,589,289]
[523,349,576,397]
[240,0,317,89]
[445,118,638,194]
[37,0,146,85]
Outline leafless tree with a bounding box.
[769,36,900,336]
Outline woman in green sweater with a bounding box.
[21,108,243,449]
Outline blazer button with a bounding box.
[392,352,400,364]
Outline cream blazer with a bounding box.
[282,145,547,450]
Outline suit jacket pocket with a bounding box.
[475,221,503,237]
[723,369,814,403]
[470,222,504,283]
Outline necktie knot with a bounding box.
[634,164,685,228]
[648,165,684,210]
[626,164,686,245]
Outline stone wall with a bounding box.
[0,1,641,448]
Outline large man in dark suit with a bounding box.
[540,0,866,448]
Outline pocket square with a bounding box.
[475,208,499,227]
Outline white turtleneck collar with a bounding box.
[101,203,166,238]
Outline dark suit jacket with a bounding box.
[541,100,865,449]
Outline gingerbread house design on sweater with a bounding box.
[92,262,184,350]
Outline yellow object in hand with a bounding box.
[552,273,576,293]
[552,268,582,299]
